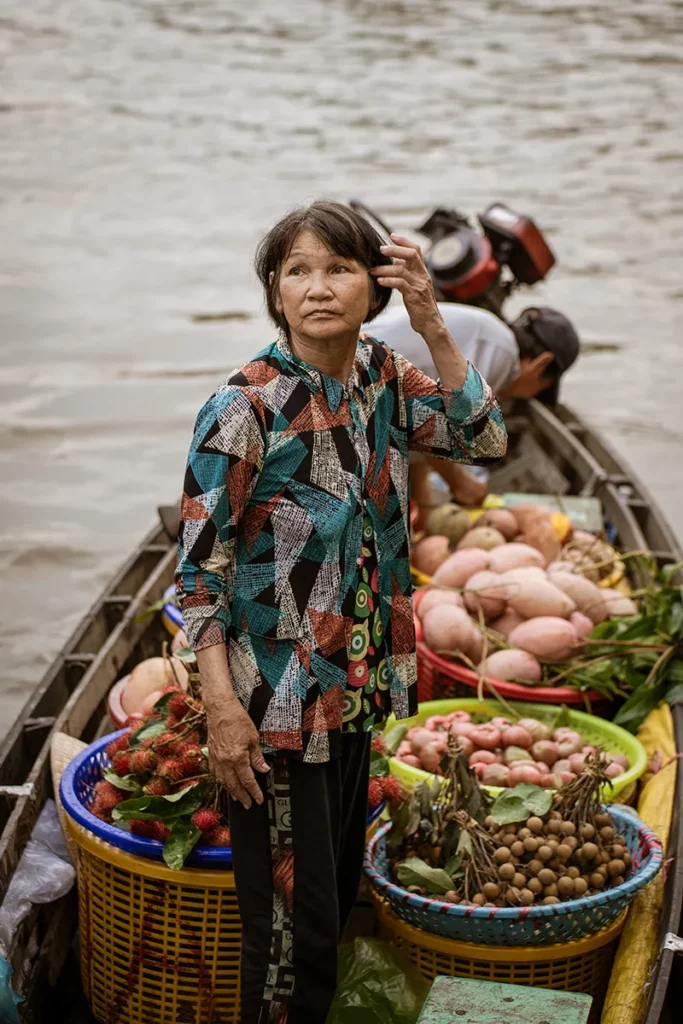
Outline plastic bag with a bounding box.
[0,800,76,958]
[326,938,430,1024]
[0,959,21,1024]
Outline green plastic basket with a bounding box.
[386,698,646,799]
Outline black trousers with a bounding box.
[229,732,371,1024]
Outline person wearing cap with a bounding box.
[367,301,579,513]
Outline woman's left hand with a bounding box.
[371,234,444,338]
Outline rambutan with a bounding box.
[179,745,206,778]
[379,775,404,804]
[130,819,170,842]
[205,826,231,847]
[111,751,132,776]
[371,735,387,755]
[130,749,157,775]
[191,808,221,833]
[144,777,171,796]
[105,733,130,759]
[158,757,184,782]
[367,778,384,810]
[92,780,126,812]
[154,732,183,757]
[168,692,192,720]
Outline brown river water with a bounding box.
[1,0,682,739]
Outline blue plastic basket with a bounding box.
[61,730,385,870]
[60,729,233,868]
[161,583,184,635]
[364,807,662,947]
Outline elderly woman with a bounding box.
[175,201,506,1022]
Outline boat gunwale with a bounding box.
[0,402,681,1017]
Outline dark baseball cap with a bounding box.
[512,306,580,405]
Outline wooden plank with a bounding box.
[417,976,592,1024]
[0,543,175,900]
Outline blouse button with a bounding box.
[357,556,363,566]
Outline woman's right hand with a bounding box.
[207,697,270,809]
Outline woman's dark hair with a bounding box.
[254,200,393,334]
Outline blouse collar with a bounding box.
[276,331,372,413]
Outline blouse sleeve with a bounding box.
[394,352,508,465]
[174,386,266,651]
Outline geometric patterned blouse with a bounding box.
[175,331,507,763]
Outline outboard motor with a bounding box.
[350,199,556,319]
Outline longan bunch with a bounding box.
[480,808,630,908]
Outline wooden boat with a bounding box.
[1,398,681,1023]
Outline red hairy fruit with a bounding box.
[130,819,170,842]
[130,749,157,775]
[379,775,403,804]
[144,777,171,796]
[205,826,231,847]
[93,780,126,812]
[368,779,384,809]
[158,758,184,782]
[371,735,387,755]
[179,745,206,777]
[191,808,221,833]
[154,732,183,757]
[105,734,130,759]
[111,751,132,776]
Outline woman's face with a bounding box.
[275,229,375,342]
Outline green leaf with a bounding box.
[386,801,410,856]
[660,562,683,586]
[613,681,668,732]
[112,785,205,823]
[510,783,552,817]
[489,792,528,825]
[163,820,202,870]
[383,724,408,756]
[444,853,463,878]
[152,691,176,715]
[134,593,177,624]
[456,830,473,857]
[104,770,142,793]
[665,660,683,684]
[128,719,167,749]
[396,857,455,895]
[490,783,552,825]
[665,682,683,707]
[440,819,461,863]
[173,646,197,663]
[369,749,389,777]
[587,620,621,641]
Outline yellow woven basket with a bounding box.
[68,819,241,1024]
[372,891,625,1002]
[69,814,382,1023]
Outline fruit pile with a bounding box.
[369,733,408,809]
[388,742,634,908]
[393,710,629,788]
[412,502,636,686]
[89,689,231,867]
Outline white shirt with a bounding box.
[365,302,519,395]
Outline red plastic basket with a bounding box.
[413,590,608,711]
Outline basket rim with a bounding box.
[59,728,234,868]
[364,808,662,922]
[60,729,385,868]
[386,697,647,798]
[413,589,603,705]
[163,584,184,630]
[418,639,604,705]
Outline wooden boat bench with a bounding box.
[417,976,592,1024]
